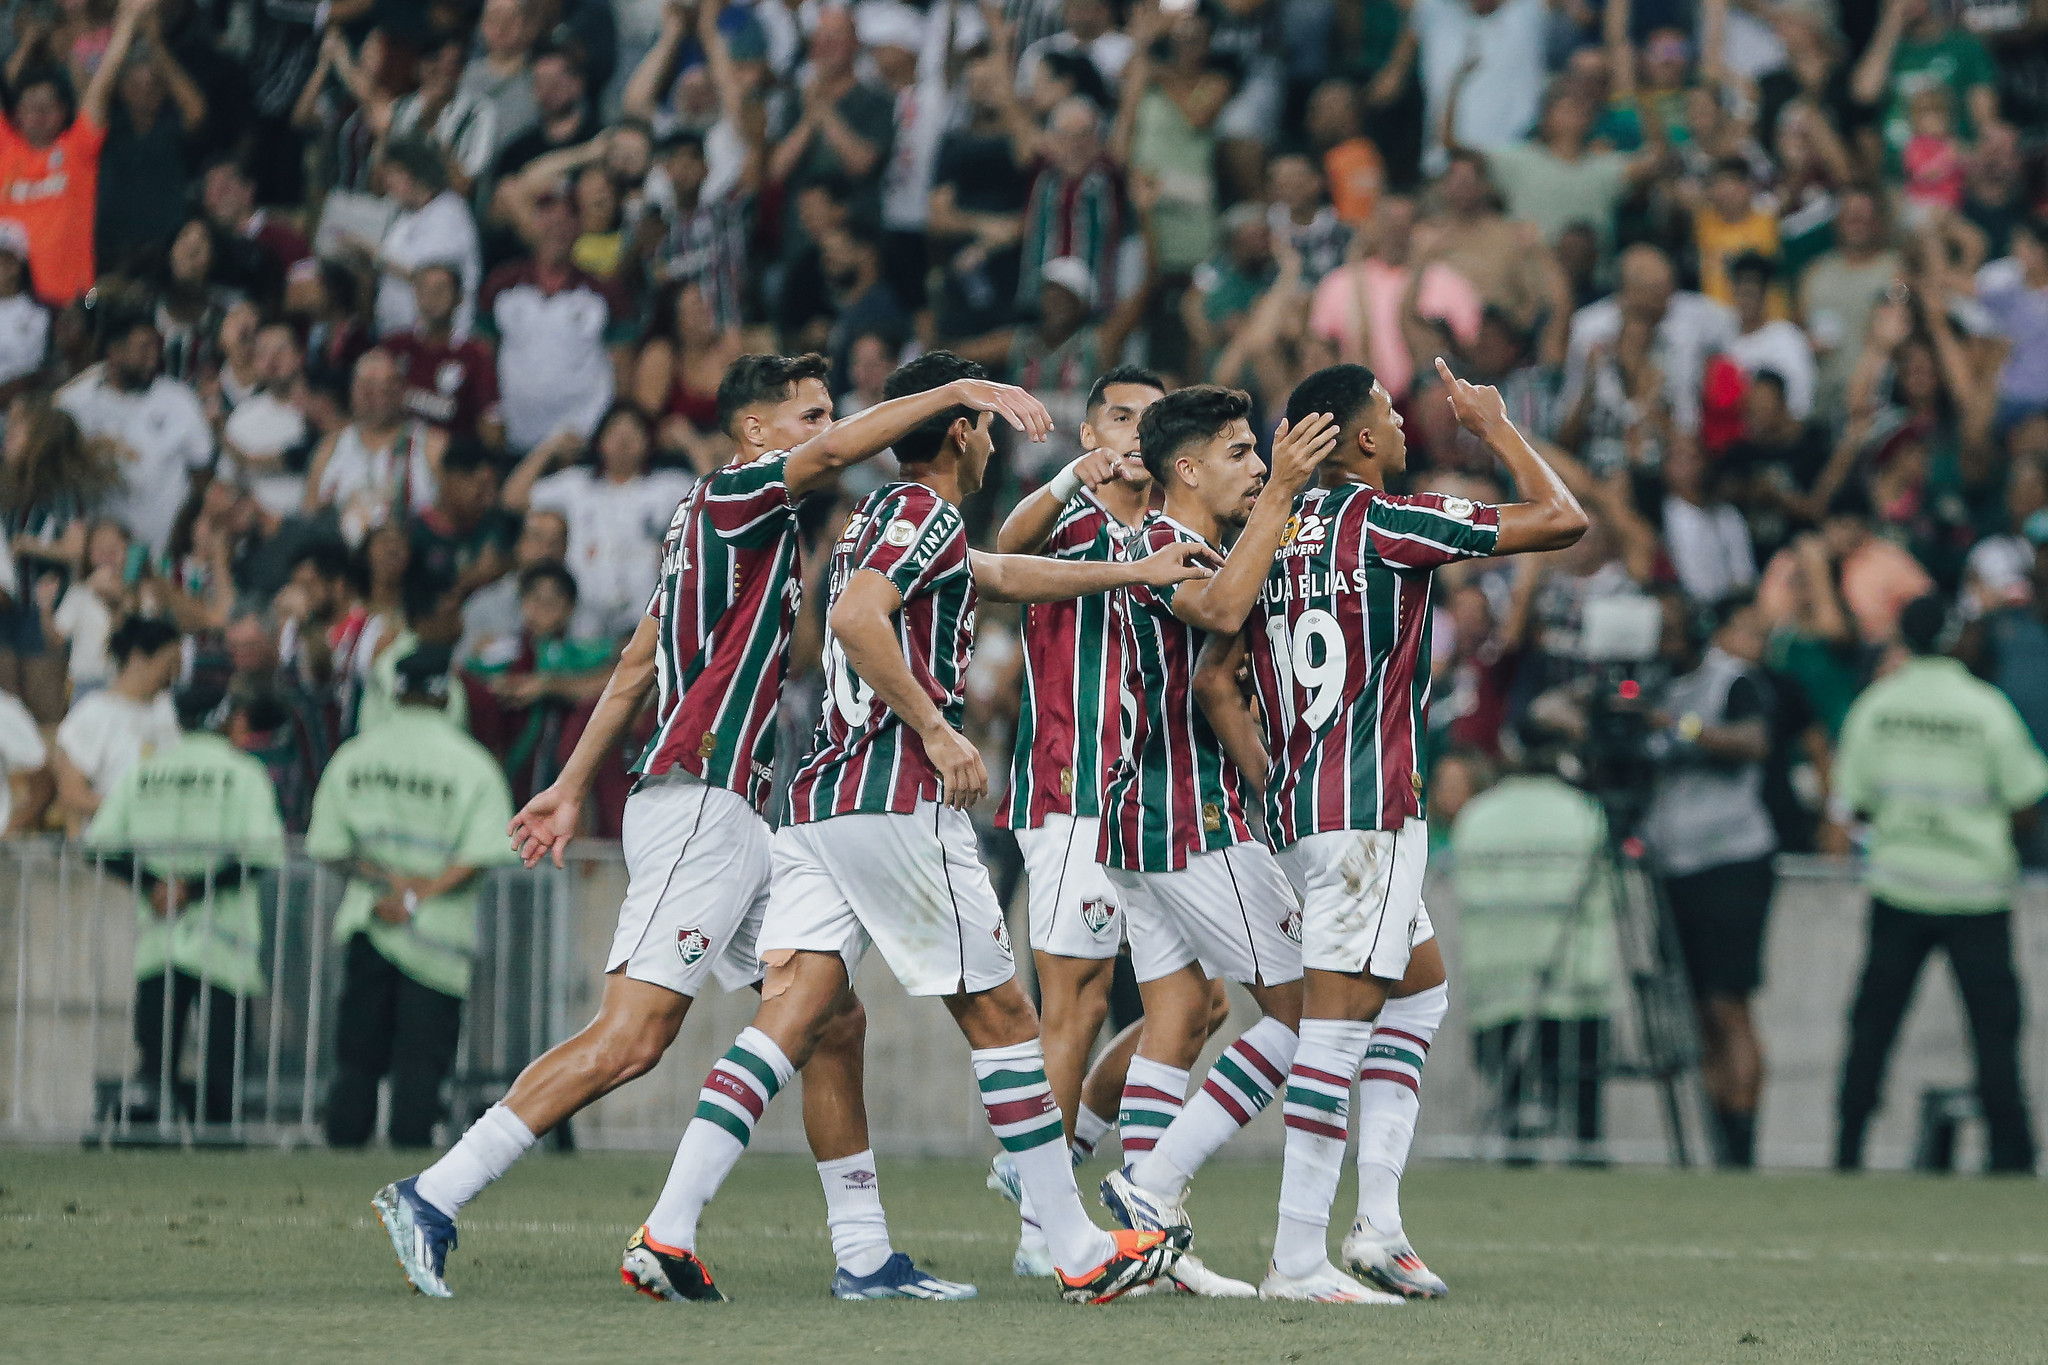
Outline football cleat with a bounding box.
[371,1177,456,1299]
[1098,1165,1190,1235]
[1013,1231,1056,1278]
[1165,1251,1257,1298]
[986,1151,1023,1206]
[621,1225,727,1302]
[1058,1226,1191,1304]
[1342,1223,1449,1299]
[1259,1260,1406,1304]
[831,1251,978,1300]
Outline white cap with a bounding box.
[856,1,925,52]
[1040,255,1094,301]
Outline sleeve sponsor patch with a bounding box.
[883,517,919,547]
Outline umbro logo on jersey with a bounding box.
[1280,908,1303,944]
[677,927,712,966]
[1081,899,1115,934]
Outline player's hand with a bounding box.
[509,783,583,869]
[1268,411,1340,492]
[1135,539,1221,586]
[1434,357,1509,437]
[920,722,988,810]
[1073,448,1123,489]
[948,379,1054,442]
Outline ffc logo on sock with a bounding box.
[677,927,712,965]
[707,1069,754,1106]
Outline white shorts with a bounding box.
[606,778,771,997]
[1276,820,1432,980]
[1016,814,1122,961]
[1107,841,1304,988]
[762,801,1016,997]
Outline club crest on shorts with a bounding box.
[1280,908,1303,944]
[677,927,712,966]
[992,917,1014,957]
[1081,898,1115,934]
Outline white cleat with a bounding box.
[1012,1232,1056,1278]
[1342,1222,1450,1299]
[1165,1251,1257,1298]
[1099,1165,1191,1235]
[1259,1260,1406,1304]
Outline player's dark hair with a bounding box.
[1285,364,1380,436]
[519,561,580,605]
[883,350,985,466]
[1136,385,1252,485]
[1085,365,1167,420]
[715,352,831,437]
[109,614,181,665]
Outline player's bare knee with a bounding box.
[815,991,868,1054]
[949,979,1040,1048]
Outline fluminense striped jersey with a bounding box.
[636,450,802,813]
[1000,490,1152,829]
[1099,515,1257,872]
[785,481,977,822]
[1245,482,1500,846]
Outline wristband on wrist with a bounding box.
[1044,456,1087,504]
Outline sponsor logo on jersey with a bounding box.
[1081,899,1115,934]
[1280,908,1303,945]
[1278,512,1329,559]
[1439,496,1476,521]
[1202,801,1222,831]
[677,927,712,966]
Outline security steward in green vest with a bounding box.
[309,642,516,1148]
[1451,746,1619,1150]
[1830,595,2048,1172]
[86,681,288,1125]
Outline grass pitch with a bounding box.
[2,1149,2044,1364]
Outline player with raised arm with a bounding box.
[1201,360,1585,1303]
[372,353,1056,1304]
[1089,386,1352,1296]
[623,351,1222,1305]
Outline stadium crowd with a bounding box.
[0,0,2042,1164]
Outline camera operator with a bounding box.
[1639,594,1778,1169]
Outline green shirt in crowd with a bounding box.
[1877,32,1996,168]
[85,732,287,998]
[1833,656,2048,914]
[305,707,516,999]
[1450,775,1618,1032]
[356,629,470,737]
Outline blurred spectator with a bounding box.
[199,159,311,308]
[219,321,318,516]
[1661,434,1756,604]
[928,48,1034,341]
[767,8,891,266]
[642,127,750,331]
[1112,4,1227,277]
[505,403,691,641]
[1017,0,1134,91]
[1308,195,1480,405]
[1851,0,2000,174]
[490,42,600,190]
[0,391,116,718]
[1975,218,2048,428]
[460,505,568,666]
[305,348,445,549]
[410,439,512,607]
[633,280,740,471]
[368,136,483,341]
[1798,188,1900,413]
[1562,243,1737,437]
[1304,79,1383,228]
[47,519,132,698]
[459,0,540,162]
[93,1,206,274]
[354,559,471,737]
[1723,371,1832,564]
[0,225,49,392]
[220,609,329,831]
[0,680,45,833]
[381,262,505,452]
[1424,152,1555,335]
[53,612,181,833]
[153,219,238,383]
[1020,96,1123,315]
[56,306,212,553]
[286,257,373,396]
[1724,254,1816,421]
[377,31,498,200]
[1410,0,1547,174]
[1757,488,1932,648]
[466,561,613,797]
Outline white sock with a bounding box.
[414,1102,536,1218]
[1273,1018,1374,1278]
[817,1150,893,1276]
[1356,984,1445,1234]
[1141,1017,1297,1198]
[1117,1056,1187,1167]
[975,1039,1115,1276]
[1072,1103,1112,1163]
[644,1027,795,1251]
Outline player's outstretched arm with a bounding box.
[1193,631,1269,793]
[509,614,661,868]
[1168,412,1340,635]
[994,448,1129,553]
[828,569,988,810]
[969,540,1218,604]
[1435,357,1589,556]
[785,379,1054,499]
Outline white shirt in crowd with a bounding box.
[1412,0,1548,174]
[1663,495,1759,604]
[0,292,48,388]
[56,689,181,799]
[374,190,482,339]
[222,389,313,517]
[1561,292,1741,435]
[56,365,215,554]
[387,90,500,187]
[529,466,697,639]
[1727,319,1819,420]
[0,688,44,831]
[1015,28,1135,92]
[52,585,115,689]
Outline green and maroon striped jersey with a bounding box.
[1000,490,1152,830]
[1099,515,1257,872]
[1245,482,1500,846]
[785,481,978,822]
[636,450,801,813]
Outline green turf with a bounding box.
[1,1149,2044,1364]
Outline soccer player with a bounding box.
[987,365,1164,1278]
[1090,386,1345,1296]
[628,351,1221,1305]
[1209,359,1586,1302]
[373,353,1059,1302]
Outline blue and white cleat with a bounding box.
[831,1252,978,1300]
[1099,1164,1189,1236]
[372,1177,456,1298]
[986,1151,1023,1206]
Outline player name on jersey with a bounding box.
[1246,483,1500,848]
[786,481,978,822]
[638,451,803,813]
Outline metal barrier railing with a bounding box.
[0,837,572,1147]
